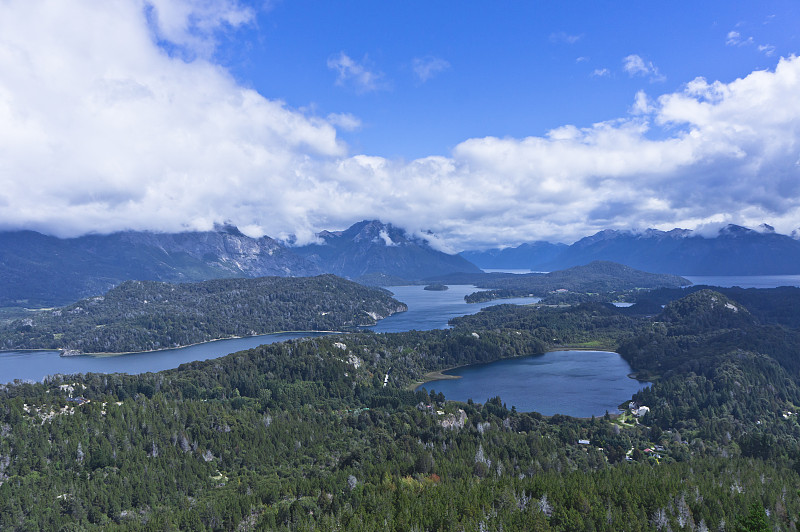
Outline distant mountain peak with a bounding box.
[212,222,245,237]
[296,219,480,279]
[757,223,776,234]
[718,224,755,237]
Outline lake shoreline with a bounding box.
[412,348,648,418]
[73,330,346,357]
[0,330,345,358]
[409,346,628,391]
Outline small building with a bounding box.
[578,439,590,445]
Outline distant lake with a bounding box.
[368,285,540,333]
[0,285,539,385]
[419,350,648,417]
[684,275,800,288]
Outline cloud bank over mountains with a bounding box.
[1,0,799,250]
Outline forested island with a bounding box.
[0,285,798,529]
[0,275,406,354]
[446,261,690,303]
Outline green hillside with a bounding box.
[1,289,799,529]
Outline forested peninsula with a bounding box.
[0,275,406,354]
[1,287,798,529]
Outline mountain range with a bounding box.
[0,221,478,307]
[4,220,800,308]
[461,224,800,276]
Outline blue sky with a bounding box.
[215,1,799,159]
[1,1,799,249]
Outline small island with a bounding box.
[423,283,449,291]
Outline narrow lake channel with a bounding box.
[0,285,539,385]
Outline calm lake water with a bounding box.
[419,350,647,417]
[0,285,539,385]
[368,285,541,333]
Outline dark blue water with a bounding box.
[0,285,539,384]
[419,350,648,417]
[368,285,540,333]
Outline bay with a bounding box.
[368,285,540,333]
[419,350,648,417]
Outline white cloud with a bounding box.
[758,44,776,57]
[145,0,255,57]
[412,56,450,83]
[726,31,747,46]
[630,90,652,115]
[327,52,386,93]
[623,54,665,82]
[0,0,343,240]
[327,112,362,132]
[2,1,800,250]
[592,68,610,78]
[726,28,774,56]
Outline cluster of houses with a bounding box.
[628,401,650,417]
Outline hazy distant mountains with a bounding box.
[0,221,478,306]
[293,220,480,280]
[462,225,800,276]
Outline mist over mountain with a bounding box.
[462,224,800,275]
[0,220,479,307]
[293,220,481,280]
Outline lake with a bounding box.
[0,285,540,385]
[368,285,541,333]
[419,350,648,417]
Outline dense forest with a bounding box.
[453,261,689,303]
[1,287,799,529]
[0,275,406,354]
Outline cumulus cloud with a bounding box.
[2,1,800,250]
[412,56,450,83]
[0,0,343,240]
[592,68,611,78]
[623,54,665,82]
[327,52,387,93]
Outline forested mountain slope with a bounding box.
[1,289,799,529]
